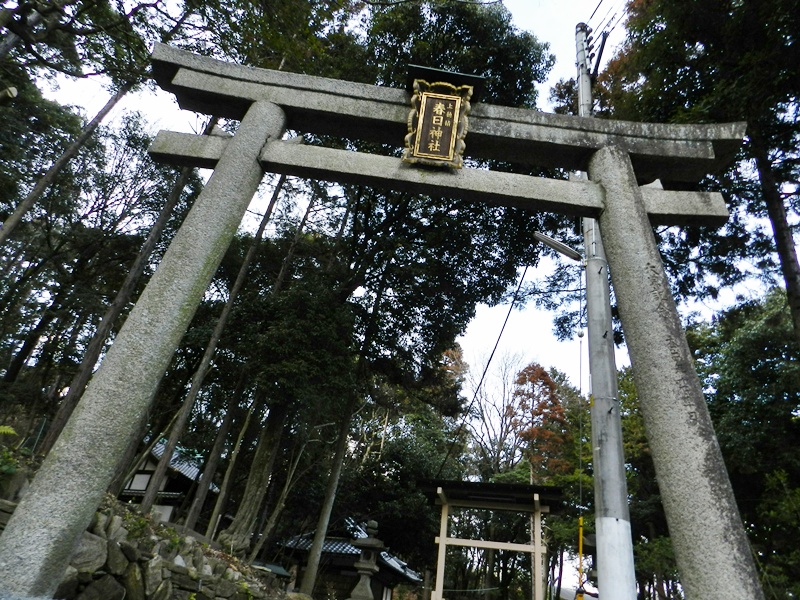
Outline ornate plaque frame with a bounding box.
[402,79,472,169]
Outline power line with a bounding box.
[605,10,626,35]
[434,265,529,478]
[587,0,606,23]
[590,2,616,33]
[590,0,628,37]
[594,11,616,37]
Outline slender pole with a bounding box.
[298,403,354,595]
[433,492,449,600]
[0,82,135,246]
[138,174,286,516]
[532,493,543,600]
[39,116,221,457]
[575,22,638,600]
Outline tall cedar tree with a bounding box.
[600,0,800,342]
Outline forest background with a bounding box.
[0,1,798,599]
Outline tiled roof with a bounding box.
[282,519,422,583]
[379,550,422,583]
[151,440,219,492]
[120,489,183,499]
[253,562,292,578]
[284,535,358,555]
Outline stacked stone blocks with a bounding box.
[1,499,280,600]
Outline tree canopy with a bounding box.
[1,1,800,598]
[599,0,800,340]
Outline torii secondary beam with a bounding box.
[149,133,730,227]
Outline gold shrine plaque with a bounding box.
[413,93,461,160]
[403,80,472,169]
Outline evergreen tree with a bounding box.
[688,289,800,598]
[601,0,800,341]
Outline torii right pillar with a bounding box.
[590,145,764,599]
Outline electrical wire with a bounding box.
[587,0,606,23]
[605,10,626,35]
[589,0,627,38]
[590,3,616,34]
[594,8,617,38]
[587,0,628,81]
[434,265,530,478]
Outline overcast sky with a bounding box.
[456,0,630,396]
[44,0,632,395]
[505,0,628,101]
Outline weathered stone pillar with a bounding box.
[0,101,286,598]
[588,145,764,599]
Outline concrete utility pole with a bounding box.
[575,22,638,600]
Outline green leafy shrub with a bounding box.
[0,426,19,477]
[0,447,17,476]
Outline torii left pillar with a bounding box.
[0,101,286,598]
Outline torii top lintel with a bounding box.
[151,43,744,188]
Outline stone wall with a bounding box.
[1,499,283,600]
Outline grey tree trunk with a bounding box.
[298,253,389,595]
[107,408,180,498]
[217,401,289,554]
[0,5,195,246]
[483,529,495,600]
[0,100,286,597]
[0,83,134,246]
[246,439,308,562]
[183,383,240,531]
[138,175,285,515]
[0,8,48,58]
[207,191,318,548]
[272,192,317,294]
[750,130,800,345]
[299,402,354,595]
[39,117,219,456]
[4,288,64,382]
[205,398,259,539]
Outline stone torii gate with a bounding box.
[0,44,763,600]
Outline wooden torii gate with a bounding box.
[0,45,764,600]
[421,480,563,600]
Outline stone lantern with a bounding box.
[347,521,385,600]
